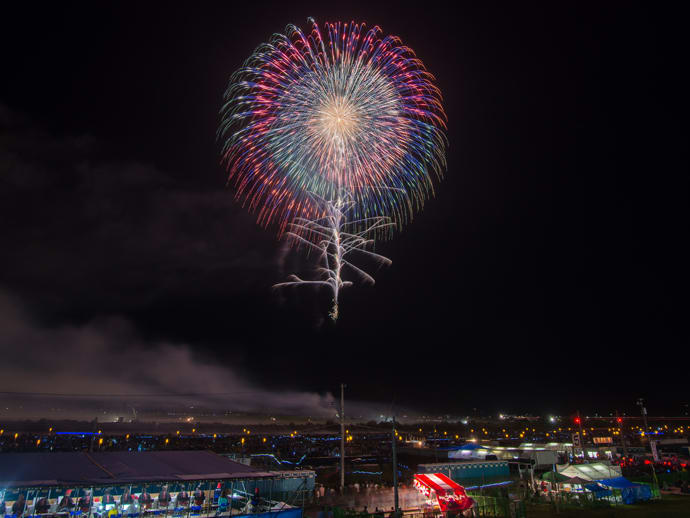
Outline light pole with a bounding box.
[637,398,649,436]
[392,415,399,517]
[575,411,586,461]
[616,411,628,457]
[340,383,346,492]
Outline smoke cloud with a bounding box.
[0,290,345,420]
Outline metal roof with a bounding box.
[0,451,278,487]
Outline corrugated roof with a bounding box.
[0,451,274,487]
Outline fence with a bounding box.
[328,495,526,518]
[469,495,526,518]
[532,481,661,512]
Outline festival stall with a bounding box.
[413,473,474,513]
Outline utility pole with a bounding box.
[576,411,586,461]
[392,415,399,517]
[89,417,98,453]
[637,398,649,436]
[616,410,628,457]
[340,383,346,492]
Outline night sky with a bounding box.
[1,3,686,417]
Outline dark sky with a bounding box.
[0,2,686,417]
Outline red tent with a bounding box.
[413,473,474,512]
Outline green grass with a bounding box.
[525,495,690,517]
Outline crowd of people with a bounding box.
[0,485,245,518]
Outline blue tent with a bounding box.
[595,477,652,504]
[584,484,612,498]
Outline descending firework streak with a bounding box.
[220,18,447,319]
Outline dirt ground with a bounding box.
[525,495,690,517]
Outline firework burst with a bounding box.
[219,18,446,319]
[219,18,447,232]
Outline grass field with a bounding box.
[525,495,690,517]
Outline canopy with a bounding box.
[595,478,652,504]
[557,463,621,481]
[0,451,273,487]
[455,443,486,451]
[595,477,638,489]
[413,473,474,512]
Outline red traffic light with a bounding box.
[574,417,581,425]
[617,418,623,424]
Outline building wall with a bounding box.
[417,461,510,481]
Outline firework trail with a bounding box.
[220,18,446,318]
[274,192,394,320]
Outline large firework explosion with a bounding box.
[220,18,446,319]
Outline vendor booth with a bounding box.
[553,463,651,504]
[0,451,313,518]
[413,473,474,513]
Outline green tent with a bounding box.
[541,472,569,483]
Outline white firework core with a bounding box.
[274,63,405,193]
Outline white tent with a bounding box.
[556,463,621,481]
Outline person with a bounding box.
[216,490,228,515]
[101,489,116,510]
[193,487,205,507]
[139,490,153,510]
[12,495,26,516]
[175,491,190,508]
[158,487,171,508]
[120,490,133,507]
[250,488,259,508]
[78,491,92,514]
[58,491,75,511]
[35,497,50,514]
